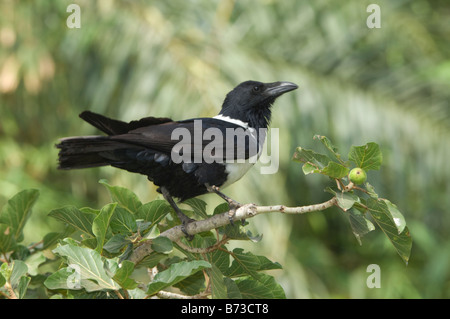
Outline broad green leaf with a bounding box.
[382,199,407,233]
[50,244,120,291]
[9,260,28,289]
[48,206,95,236]
[99,179,142,214]
[224,277,242,299]
[138,252,167,268]
[173,270,205,296]
[314,134,342,161]
[321,161,350,179]
[151,236,173,254]
[103,234,131,253]
[24,251,46,276]
[208,264,227,299]
[348,209,375,245]
[0,224,16,254]
[184,198,208,219]
[209,246,230,274]
[365,182,379,199]
[348,142,383,171]
[0,262,11,281]
[44,267,82,291]
[110,207,137,234]
[326,187,360,211]
[367,198,412,264]
[292,147,331,169]
[0,189,39,242]
[146,260,211,295]
[302,162,318,175]
[92,203,116,253]
[293,147,348,178]
[235,273,286,299]
[17,276,31,299]
[113,260,138,290]
[136,200,171,226]
[0,272,5,287]
[224,248,282,278]
[42,226,75,250]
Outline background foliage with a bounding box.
[1,0,449,298]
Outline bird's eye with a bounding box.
[253,86,260,92]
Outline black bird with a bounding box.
[57,80,298,233]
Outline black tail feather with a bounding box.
[79,111,173,136]
[56,136,140,169]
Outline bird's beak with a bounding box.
[264,81,298,97]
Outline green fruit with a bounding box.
[349,168,367,185]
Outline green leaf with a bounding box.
[293,147,348,178]
[314,134,342,161]
[235,273,286,299]
[292,147,331,170]
[0,260,11,279]
[138,252,167,268]
[348,208,375,245]
[103,234,131,254]
[0,224,16,254]
[17,276,31,299]
[9,260,28,289]
[173,270,206,296]
[326,187,359,211]
[0,189,39,242]
[321,161,350,179]
[151,236,173,254]
[224,248,282,278]
[44,267,81,291]
[184,198,208,219]
[99,179,142,214]
[113,260,138,290]
[24,251,46,276]
[110,207,137,235]
[301,162,318,175]
[48,206,95,236]
[146,260,211,295]
[0,272,5,287]
[208,264,227,299]
[366,198,412,264]
[136,200,171,226]
[48,244,120,291]
[42,226,75,250]
[92,203,116,253]
[382,199,407,233]
[224,277,242,299]
[348,142,383,171]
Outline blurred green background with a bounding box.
[1,0,449,298]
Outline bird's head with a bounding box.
[219,81,298,129]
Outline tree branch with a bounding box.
[129,197,338,264]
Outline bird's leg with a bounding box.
[161,187,195,239]
[207,185,242,225]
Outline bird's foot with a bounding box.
[207,185,243,226]
[177,213,196,241]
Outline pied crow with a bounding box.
[57,81,298,234]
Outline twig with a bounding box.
[130,197,337,265]
[155,290,208,299]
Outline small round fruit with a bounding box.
[349,168,367,185]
